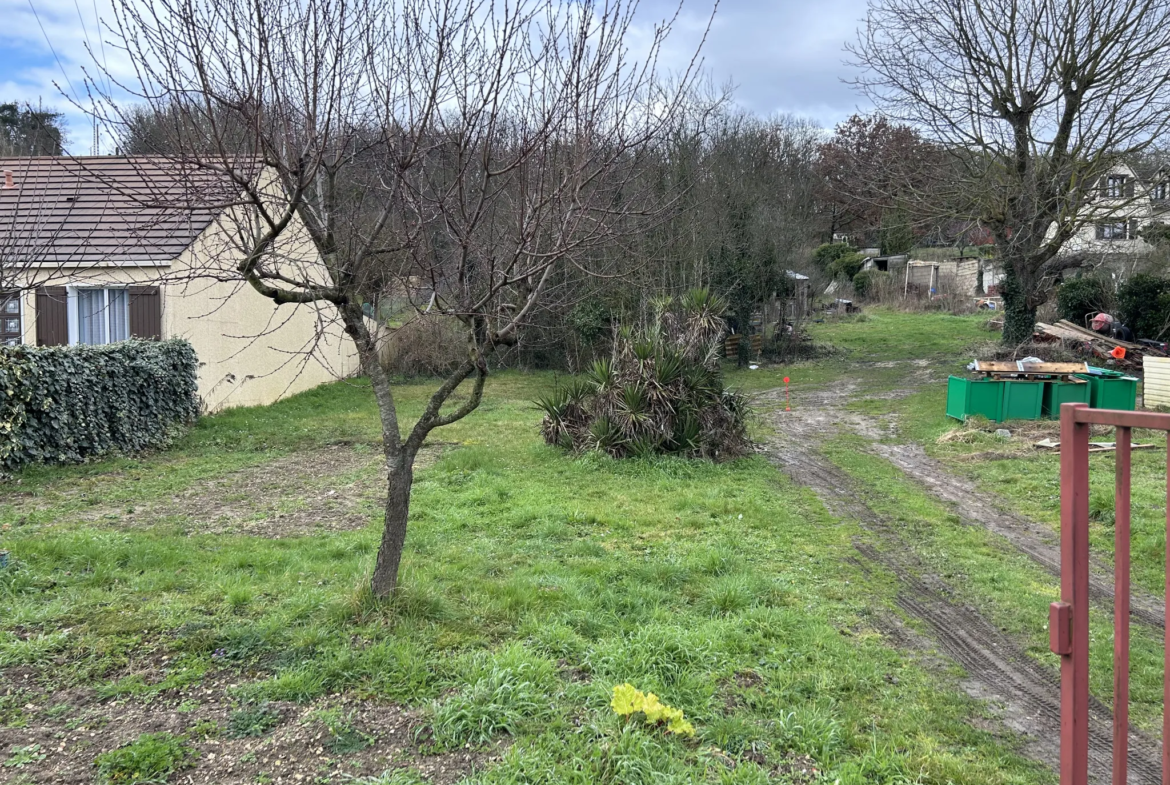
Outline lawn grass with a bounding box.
[805,309,993,362]
[0,366,1048,783]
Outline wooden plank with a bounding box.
[1037,322,1092,341]
[1055,320,1142,350]
[1035,438,1157,452]
[974,360,1089,375]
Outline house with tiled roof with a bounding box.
[0,156,358,410]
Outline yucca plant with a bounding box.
[537,288,750,461]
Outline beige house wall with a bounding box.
[1056,163,1170,258]
[16,208,360,412]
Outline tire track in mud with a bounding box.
[871,441,1166,631]
[762,385,1163,783]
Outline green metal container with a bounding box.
[947,376,1005,421]
[1001,380,1045,420]
[1074,368,1139,411]
[1042,378,1091,419]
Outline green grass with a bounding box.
[0,363,1048,783]
[806,309,992,362]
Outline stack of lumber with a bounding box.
[1034,319,1165,371]
[972,360,1088,378]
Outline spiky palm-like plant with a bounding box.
[537,289,750,460]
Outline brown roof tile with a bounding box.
[0,156,240,266]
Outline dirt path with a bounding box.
[872,440,1166,631]
[761,377,1162,783]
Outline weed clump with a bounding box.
[94,732,196,783]
[537,290,750,460]
[226,702,283,738]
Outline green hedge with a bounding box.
[0,340,199,470]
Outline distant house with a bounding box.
[0,157,359,411]
[1058,161,1170,263]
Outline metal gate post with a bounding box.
[1055,402,1090,785]
[1114,425,1131,785]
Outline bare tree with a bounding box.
[88,0,707,596]
[850,0,1170,343]
[815,113,948,250]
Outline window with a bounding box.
[0,294,20,346]
[71,288,129,345]
[1156,182,1169,202]
[1105,175,1127,198]
[1096,221,1130,241]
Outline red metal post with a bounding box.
[1165,432,1170,785]
[1059,402,1091,785]
[1113,426,1131,785]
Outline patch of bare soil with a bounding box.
[80,444,443,538]
[0,670,492,785]
[761,383,1164,782]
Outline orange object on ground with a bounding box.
[1111,346,1127,360]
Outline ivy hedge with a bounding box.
[0,339,199,470]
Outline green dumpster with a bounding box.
[946,376,1004,421]
[1001,380,1045,420]
[1075,367,1139,410]
[1042,378,1091,419]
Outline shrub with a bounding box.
[851,269,892,299]
[1056,275,1114,325]
[568,300,612,347]
[536,289,750,461]
[379,314,466,377]
[827,252,867,280]
[94,732,196,784]
[0,339,198,471]
[810,243,855,273]
[1117,274,1170,339]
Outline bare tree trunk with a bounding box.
[372,461,413,597]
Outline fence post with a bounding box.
[1058,402,1090,785]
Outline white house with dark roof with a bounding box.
[1058,161,1170,261]
[0,156,359,411]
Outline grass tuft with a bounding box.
[93,732,196,784]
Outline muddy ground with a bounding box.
[761,364,1163,784]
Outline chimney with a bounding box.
[1,170,12,189]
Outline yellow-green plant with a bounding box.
[610,683,695,737]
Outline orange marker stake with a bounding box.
[783,376,790,411]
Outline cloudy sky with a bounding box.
[3,0,874,152]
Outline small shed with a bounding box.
[784,270,811,319]
[903,259,981,295]
[763,271,812,330]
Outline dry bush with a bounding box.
[379,315,467,377]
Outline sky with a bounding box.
[2,0,874,153]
